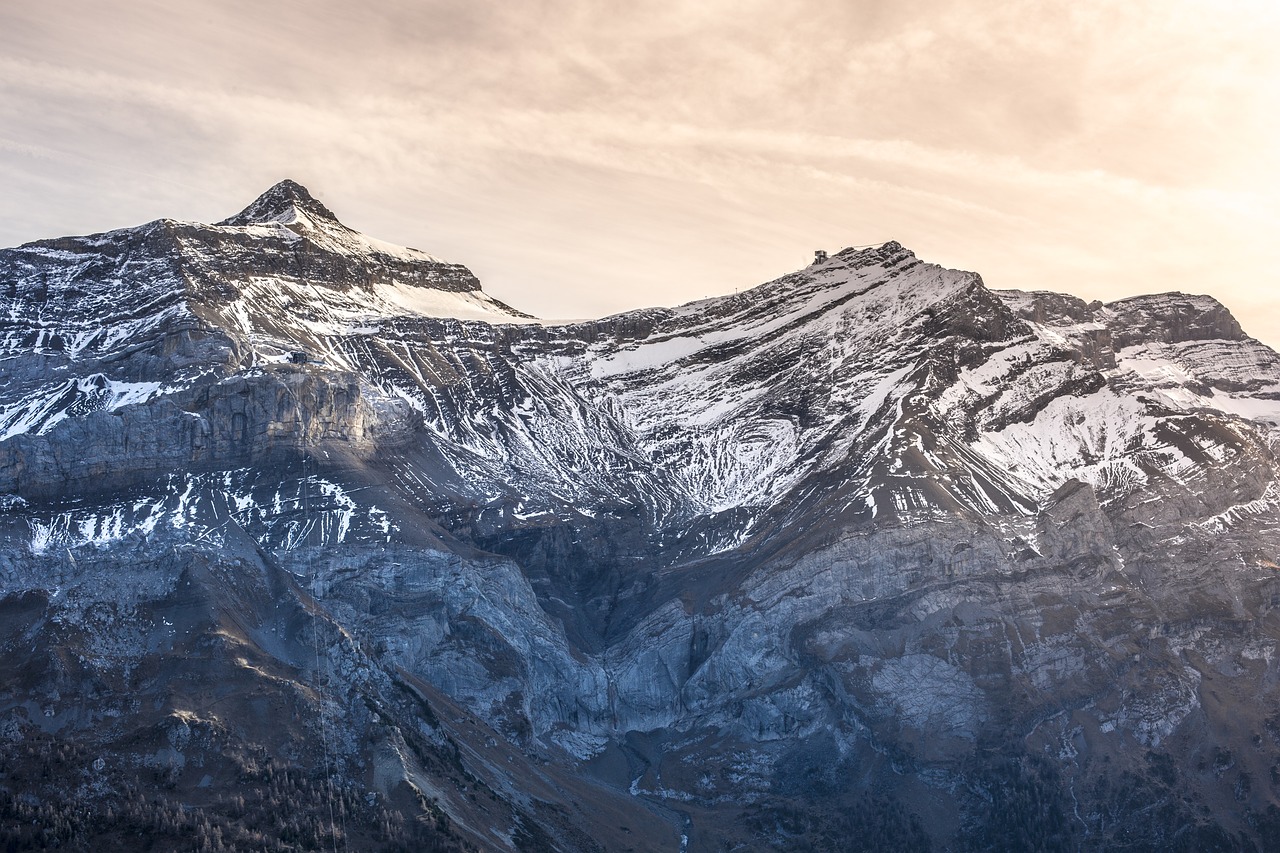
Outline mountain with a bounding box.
[2,180,1280,851]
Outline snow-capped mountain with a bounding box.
[2,181,1279,850]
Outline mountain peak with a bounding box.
[218,179,343,228]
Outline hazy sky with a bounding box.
[2,0,1278,344]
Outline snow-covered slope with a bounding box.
[5,181,1280,850]
[0,181,530,445]
[5,182,1278,545]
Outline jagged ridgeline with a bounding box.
[2,181,1280,851]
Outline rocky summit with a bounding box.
[2,180,1280,851]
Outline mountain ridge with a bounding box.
[2,181,1280,850]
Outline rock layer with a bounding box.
[3,182,1280,850]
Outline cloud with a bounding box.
[1,0,1278,342]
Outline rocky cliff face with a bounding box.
[2,181,1280,851]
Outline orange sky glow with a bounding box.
[2,0,1278,345]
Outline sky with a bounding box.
[2,0,1278,344]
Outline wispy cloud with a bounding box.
[2,0,1278,340]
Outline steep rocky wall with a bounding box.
[0,367,420,502]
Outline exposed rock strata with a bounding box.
[3,182,1280,850]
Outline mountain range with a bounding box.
[2,179,1280,851]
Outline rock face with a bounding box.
[3,181,1280,850]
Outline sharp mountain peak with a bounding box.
[4,182,1280,850]
[217,178,344,229]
